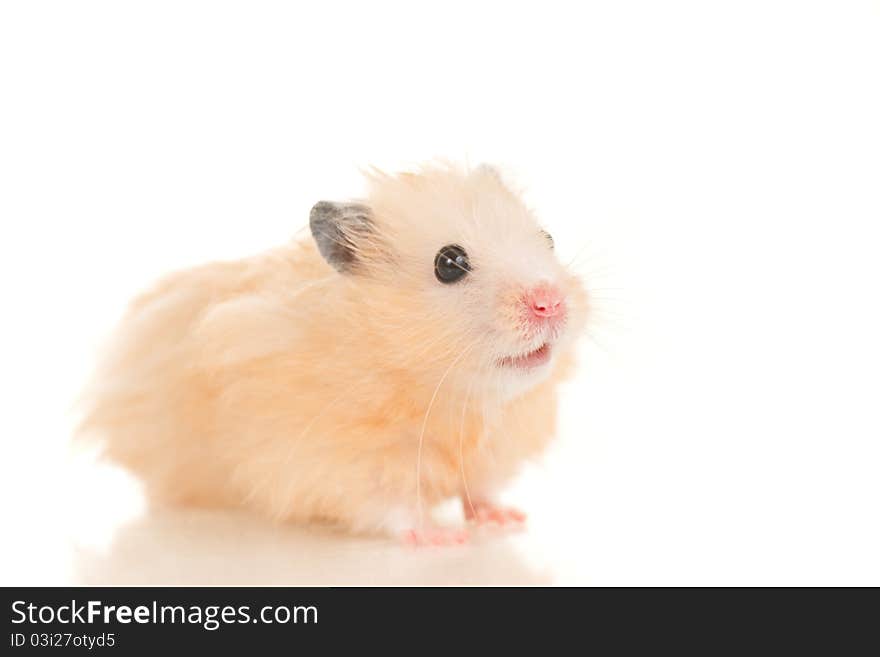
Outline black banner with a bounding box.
[2,587,875,651]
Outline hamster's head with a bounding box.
[309,164,587,401]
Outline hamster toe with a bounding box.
[464,501,527,528]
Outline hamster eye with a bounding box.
[434,244,470,284]
[541,229,554,249]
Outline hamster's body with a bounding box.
[81,164,586,543]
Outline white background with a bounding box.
[1,1,878,585]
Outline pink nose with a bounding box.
[525,284,566,321]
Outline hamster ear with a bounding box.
[309,201,374,274]
[473,163,509,188]
[474,163,502,179]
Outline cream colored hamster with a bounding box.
[80,163,587,545]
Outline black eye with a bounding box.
[434,244,470,283]
[541,229,554,249]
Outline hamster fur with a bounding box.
[79,163,587,544]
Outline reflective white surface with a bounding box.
[72,509,555,587]
[2,1,879,586]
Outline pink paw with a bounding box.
[464,501,527,528]
[401,527,469,547]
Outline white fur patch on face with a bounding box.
[491,349,558,401]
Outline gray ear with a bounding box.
[473,163,510,189]
[309,201,374,273]
[474,163,502,179]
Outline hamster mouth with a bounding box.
[497,342,552,370]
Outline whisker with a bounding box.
[415,338,482,528]
[458,368,478,521]
[583,327,617,359]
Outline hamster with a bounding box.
[79,163,587,545]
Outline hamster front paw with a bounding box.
[463,500,527,528]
